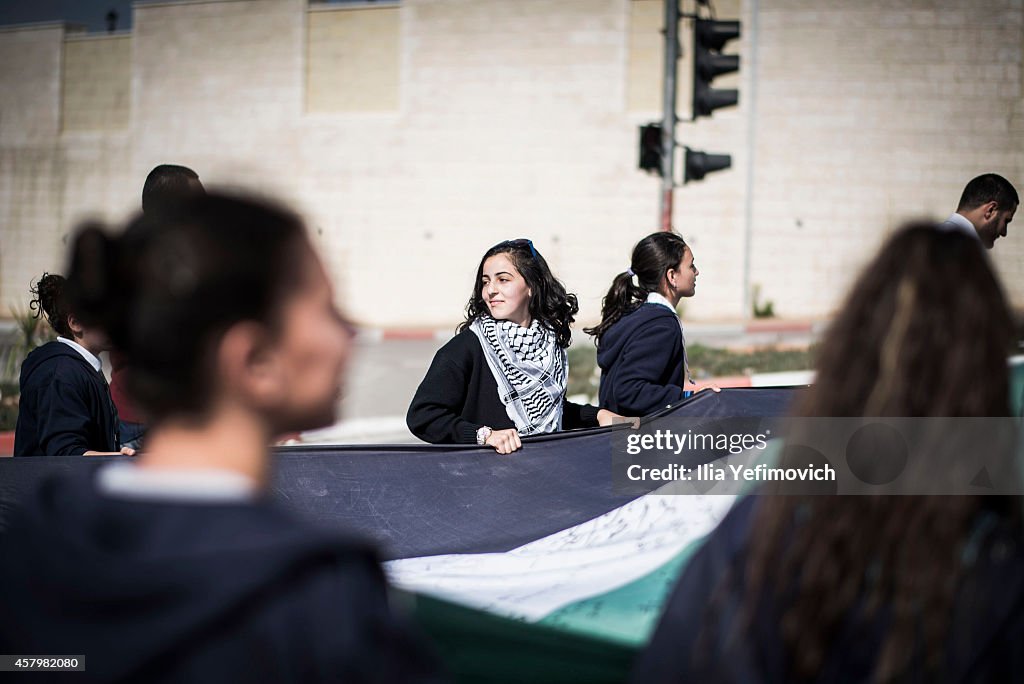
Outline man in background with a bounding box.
[142,164,205,216]
[941,173,1018,249]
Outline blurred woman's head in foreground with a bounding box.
[67,192,353,435]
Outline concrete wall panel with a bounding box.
[62,35,131,132]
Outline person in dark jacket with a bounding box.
[632,224,1024,683]
[14,273,133,456]
[0,194,443,684]
[586,231,706,416]
[408,238,619,453]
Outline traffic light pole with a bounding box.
[659,0,680,232]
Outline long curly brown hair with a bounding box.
[744,224,1017,681]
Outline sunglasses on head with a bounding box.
[493,238,538,259]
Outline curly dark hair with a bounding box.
[29,273,74,338]
[457,239,579,348]
[739,224,1017,682]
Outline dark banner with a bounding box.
[0,388,799,560]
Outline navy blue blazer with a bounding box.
[14,340,120,456]
[596,304,687,416]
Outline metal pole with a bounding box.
[741,0,760,320]
[659,0,680,232]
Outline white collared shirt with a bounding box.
[57,336,102,372]
[938,213,980,241]
[645,291,676,312]
[97,462,258,503]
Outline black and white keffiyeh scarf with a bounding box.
[469,315,567,435]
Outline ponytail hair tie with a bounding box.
[626,267,635,277]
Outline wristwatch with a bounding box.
[476,426,492,445]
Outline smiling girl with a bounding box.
[407,239,618,453]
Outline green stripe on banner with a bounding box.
[405,590,638,684]
[537,538,704,647]
[400,445,787,681]
[1011,357,1024,417]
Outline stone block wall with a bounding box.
[0,0,1021,326]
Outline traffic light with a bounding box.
[683,147,731,184]
[692,19,740,119]
[638,123,662,175]
[638,11,740,203]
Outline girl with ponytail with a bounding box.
[585,231,702,416]
[13,272,132,456]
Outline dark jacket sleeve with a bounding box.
[562,399,600,429]
[35,371,95,455]
[611,319,687,415]
[406,342,480,445]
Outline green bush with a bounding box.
[568,342,816,404]
[0,381,19,431]
[686,343,817,378]
[0,304,55,432]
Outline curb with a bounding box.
[743,321,815,334]
[699,370,815,389]
[357,328,452,343]
[355,320,824,343]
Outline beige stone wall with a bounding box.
[62,34,131,132]
[0,24,65,144]
[307,4,400,113]
[130,0,305,177]
[342,0,643,327]
[745,0,1024,317]
[0,24,69,309]
[627,0,662,112]
[0,0,1022,326]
